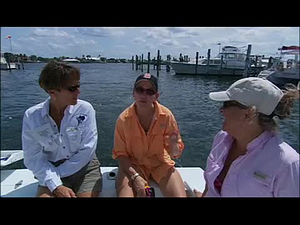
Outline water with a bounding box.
[1,63,299,170]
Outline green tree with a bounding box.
[30,55,37,62]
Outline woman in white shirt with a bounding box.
[22,61,102,197]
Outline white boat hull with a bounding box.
[1,63,18,70]
[258,67,300,88]
[171,62,245,76]
[1,167,205,197]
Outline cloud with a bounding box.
[144,28,170,39]
[133,36,146,44]
[48,42,64,50]
[31,28,70,38]
[2,27,298,59]
[161,39,180,46]
[192,41,202,48]
[75,27,125,37]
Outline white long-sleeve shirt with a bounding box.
[22,98,98,192]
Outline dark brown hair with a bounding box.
[39,60,80,92]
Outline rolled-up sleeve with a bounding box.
[274,160,300,197]
[112,116,129,159]
[56,107,98,177]
[22,112,62,192]
[164,113,184,159]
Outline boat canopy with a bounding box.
[278,46,300,55]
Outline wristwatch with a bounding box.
[131,173,140,181]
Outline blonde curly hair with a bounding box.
[258,83,298,131]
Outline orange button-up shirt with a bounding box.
[112,101,184,169]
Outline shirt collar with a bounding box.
[125,101,166,118]
[246,130,273,153]
[41,97,50,118]
[40,97,75,117]
[67,104,75,115]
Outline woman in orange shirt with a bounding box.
[112,73,186,197]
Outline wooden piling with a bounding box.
[135,55,138,70]
[166,54,171,72]
[219,54,223,75]
[132,56,134,70]
[206,49,211,75]
[243,44,252,77]
[141,54,143,72]
[195,52,199,74]
[267,56,273,69]
[7,55,11,71]
[20,56,24,70]
[157,50,160,77]
[255,55,258,67]
[147,52,150,73]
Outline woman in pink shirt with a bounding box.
[112,73,186,197]
[195,77,299,197]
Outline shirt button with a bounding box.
[63,146,66,149]
[61,134,63,137]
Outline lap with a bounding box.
[115,164,147,197]
[158,167,187,197]
[36,156,102,197]
[116,163,186,197]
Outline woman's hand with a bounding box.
[193,189,203,197]
[168,130,181,158]
[132,176,148,197]
[53,185,76,198]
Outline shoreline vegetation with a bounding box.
[2,52,174,65]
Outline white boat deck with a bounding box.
[1,167,205,197]
[1,150,205,197]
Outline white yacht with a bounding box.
[171,46,257,76]
[257,46,300,88]
[1,53,19,70]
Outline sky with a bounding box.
[1,27,299,60]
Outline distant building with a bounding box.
[62,58,80,63]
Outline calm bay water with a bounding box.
[1,63,299,169]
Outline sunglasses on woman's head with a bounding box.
[222,101,248,109]
[66,85,80,92]
[135,86,156,96]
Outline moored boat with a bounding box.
[257,46,300,88]
[1,53,19,70]
[171,45,263,76]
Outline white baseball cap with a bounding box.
[209,77,284,115]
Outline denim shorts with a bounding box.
[39,154,102,195]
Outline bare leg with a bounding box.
[159,168,187,197]
[115,167,134,197]
[77,191,100,197]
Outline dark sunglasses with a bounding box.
[135,86,156,96]
[66,85,80,92]
[222,101,248,109]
